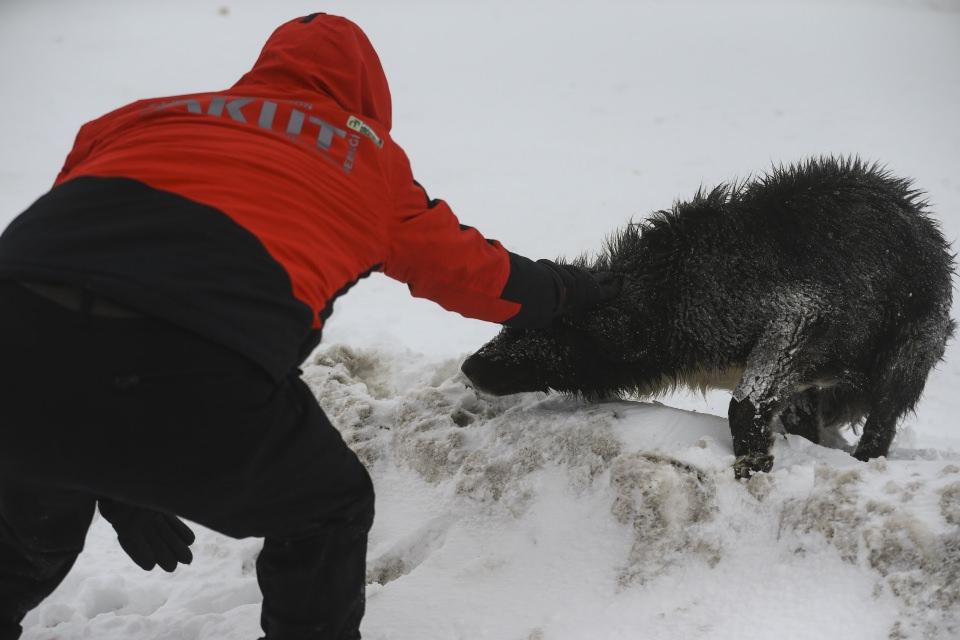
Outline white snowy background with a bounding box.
[1,0,959,638]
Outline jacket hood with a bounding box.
[233,13,392,131]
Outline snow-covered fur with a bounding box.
[462,157,956,478]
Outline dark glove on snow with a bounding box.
[538,260,622,316]
[98,499,195,572]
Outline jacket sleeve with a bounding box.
[381,144,563,328]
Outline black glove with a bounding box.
[98,499,195,572]
[538,260,622,316]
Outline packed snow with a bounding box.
[1,1,959,639]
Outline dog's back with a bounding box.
[631,158,954,373]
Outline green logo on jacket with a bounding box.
[346,116,383,148]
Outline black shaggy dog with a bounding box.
[462,157,955,478]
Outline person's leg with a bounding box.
[0,281,374,639]
[89,349,375,639]
[100,370,375,640]
[251,379,374,640]
[0,479,95,640]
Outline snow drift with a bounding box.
[309,345,960,640]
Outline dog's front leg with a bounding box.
[729,395,776,479]
[729,309,824,479]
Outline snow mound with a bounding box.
[303,344,960,640]
[780,463,960,639]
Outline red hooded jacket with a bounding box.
[0,13,560,380]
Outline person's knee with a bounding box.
[0,489,95,557]
[324,455,374,537]
[350,462,375,533]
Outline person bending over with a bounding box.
[0,13,617,640]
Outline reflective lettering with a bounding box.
[207,96,252,122]
[343,134,361,173]
[287,109,306,136]
[258,101,277,130]
[145,96,366,171]
[309,116,346,150]
[157,98,202,114]
[207,96,226,117]
[225,98,253,123]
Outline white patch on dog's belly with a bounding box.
[681,367,744,393]
[687,370,839,395]
[795,377,841,392]
[639,367,745,397]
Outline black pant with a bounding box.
[0,282,374,639]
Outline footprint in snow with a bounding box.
[366,516,455,586]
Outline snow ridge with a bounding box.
[304,344,960,640]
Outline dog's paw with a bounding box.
[851,438,887,462]
[733,454,774,480]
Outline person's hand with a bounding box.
[98,499,195,572]
[538,260,622,316]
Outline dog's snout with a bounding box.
[461,353,543,396]
[460,353,482,382]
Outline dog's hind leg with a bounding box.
[728,305,829,479]
[779,384,871,451]
[777,389,821,444]
[854,309,953,461]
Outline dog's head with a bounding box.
[461,301,652,398]
[461,324,576,396]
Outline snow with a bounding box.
[1,0,959,639]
